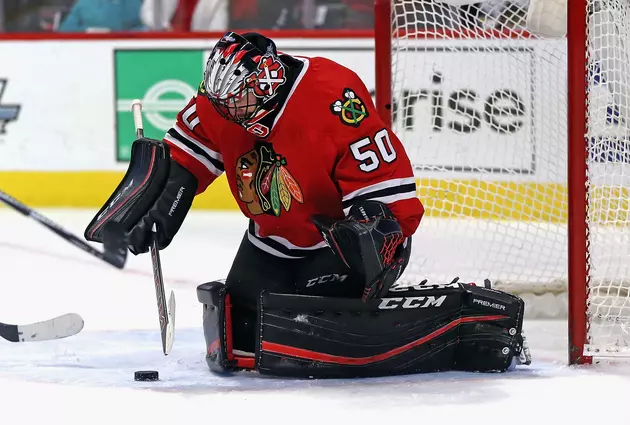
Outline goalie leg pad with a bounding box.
[198,280,260,373]
[197,281,233,373]
[257,282,526,378]
[455,284,526,372]
[258,288,464,378]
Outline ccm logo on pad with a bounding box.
[306,274,348,288]
[378,295,447,310]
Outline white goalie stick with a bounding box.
[0,313,84,343]
[132,99,176,356]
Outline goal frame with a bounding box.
[373,0,591,365]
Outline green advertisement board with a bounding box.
[114,50,207,161]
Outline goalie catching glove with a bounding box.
[312,200,411,302]
[85,138,197,255]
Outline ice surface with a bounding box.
[1,210,629,425]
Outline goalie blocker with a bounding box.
[197,279,526,378]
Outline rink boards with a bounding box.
[0,36,627,221]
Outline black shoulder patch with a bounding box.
[330,88,369,127]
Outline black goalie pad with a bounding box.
[197,281,256,373]
[85,138,170,243]
[256,282,525,378]
[197,281,235,373]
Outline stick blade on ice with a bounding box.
[0,313,84,343]
[164,289,176,355]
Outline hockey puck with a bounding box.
[134,370,159,381]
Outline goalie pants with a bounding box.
[226,231,365,352]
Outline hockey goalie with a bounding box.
[85,31,530,378]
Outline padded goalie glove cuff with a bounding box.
[127,158,197,255]
[312,200,410,302]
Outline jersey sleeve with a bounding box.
[163,96,224,194]
[331,75,424,238]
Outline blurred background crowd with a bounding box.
[0,0,528,33]
[0,0,376,32]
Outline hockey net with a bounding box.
[375,0,630,361]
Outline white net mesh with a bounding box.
[584,1,630,356]
[388,0,630,353]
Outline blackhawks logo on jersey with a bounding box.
[330,88,369,127]
[235,142,303,216]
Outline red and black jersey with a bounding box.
[164,55,424,258]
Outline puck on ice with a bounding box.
[134,370,159,381]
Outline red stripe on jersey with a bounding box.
[167,142,218,193]
[163,97,223,193]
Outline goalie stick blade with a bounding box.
[0,313,84,343]
[164,290,176,355]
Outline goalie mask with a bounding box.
[204,32,288,127]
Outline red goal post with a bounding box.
[374,0,630,365]
[566,1,589,366]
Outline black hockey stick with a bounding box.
[0,313,84,343]
[132,100,176,355]
[0,190,128,269]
